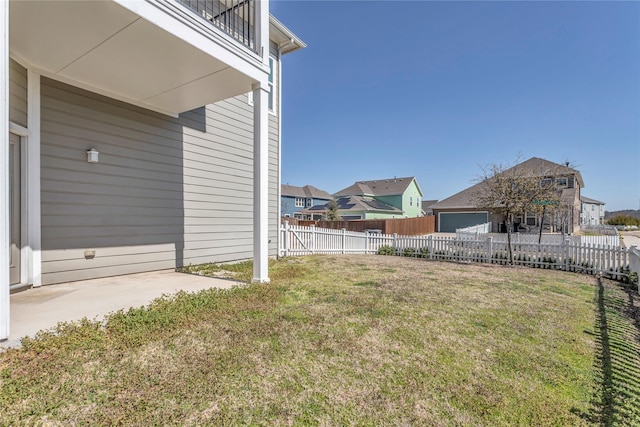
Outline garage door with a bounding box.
[438,212,488,232]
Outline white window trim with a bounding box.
[294,197,304,207]
[247,55,278,116]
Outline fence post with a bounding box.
[310,225,316,254]
[563,238,570,272]
[486,236,493,264]
[284,221,290,257]
[428,235,433,259]
[342,228,347,255]
[365,231,370,255]
[393,233,398,256]
[629,246,640,292]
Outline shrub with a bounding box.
[378,245,396,256]
[403,247,417,257]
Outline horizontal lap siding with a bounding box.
[41,78,186,284]
[182,96,254,265]
[41,77,280,284]
[9,59,27,127]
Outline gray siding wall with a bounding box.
[9,59,27,127]
[41,76,280,284]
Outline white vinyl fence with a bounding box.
[456,231,620,247]
[280,223,639,285]
[456,222,492,235]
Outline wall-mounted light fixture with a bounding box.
[86,148,99,163]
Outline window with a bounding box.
[410,197,413,206]
[540,178,553,187]
[246,55,277,114]
[295,197,304,207]
[268,57,275,113]
[306,198,313,207]
[556,177,568,188]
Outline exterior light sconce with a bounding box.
[86,148,99,163]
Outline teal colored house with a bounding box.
[331,177,424,219]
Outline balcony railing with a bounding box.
[178,0,255,51]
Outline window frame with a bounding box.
[246,55,278,116]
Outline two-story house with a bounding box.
[1,1,305,340]
[328,177,424,220]
[281,184,333,219]
[431,157,584,233]
[580,196,606,226]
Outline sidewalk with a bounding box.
[3,270,242,349]
[621,231,640,249]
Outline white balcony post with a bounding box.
[1,0,10,340]
[254,0,269,60]
[26,70,41,287]
[252,81,270,283]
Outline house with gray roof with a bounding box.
[431,157,584,233]
[281,184,333,219]
[580,196,606,226]
[303,195,403,220]
[332,177,424,219]
[421,200,438,216]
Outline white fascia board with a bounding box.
[269,15,306,55]
[115,0,269,83]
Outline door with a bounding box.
[438,212,488,232]
[9,132,20,285]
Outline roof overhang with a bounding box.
[269,15,306,55]
[9,0,273,116]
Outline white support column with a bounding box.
[1,0,10,340]
[254,0,269,61]
[252,81,270,283]
[27,70,41,287]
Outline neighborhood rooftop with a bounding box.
[335,177,422,198]
[281,184,333,200]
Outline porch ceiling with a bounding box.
[9,1,255,115]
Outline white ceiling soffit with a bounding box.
[9,1,255,115]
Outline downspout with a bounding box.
[276,39,292,257]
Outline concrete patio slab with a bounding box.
[2,270,243,348]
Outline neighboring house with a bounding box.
[580,196,606,226]
[1,1,305,339]
[281,184,333,219]
[303,195,404,220]
[431,157,584,233]
[333,177,424,219]
[421,200,438,216]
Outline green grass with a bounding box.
[1,255,639,426]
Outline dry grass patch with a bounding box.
[1,255,639,425]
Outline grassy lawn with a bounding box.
[1,255,639,425]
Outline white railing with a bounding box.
[280,223,637,283]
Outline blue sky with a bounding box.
[272,1,640,212]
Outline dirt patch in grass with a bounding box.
[1,255,639,425]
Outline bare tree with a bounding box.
[324,199,339,221]
[475,159,559,264]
